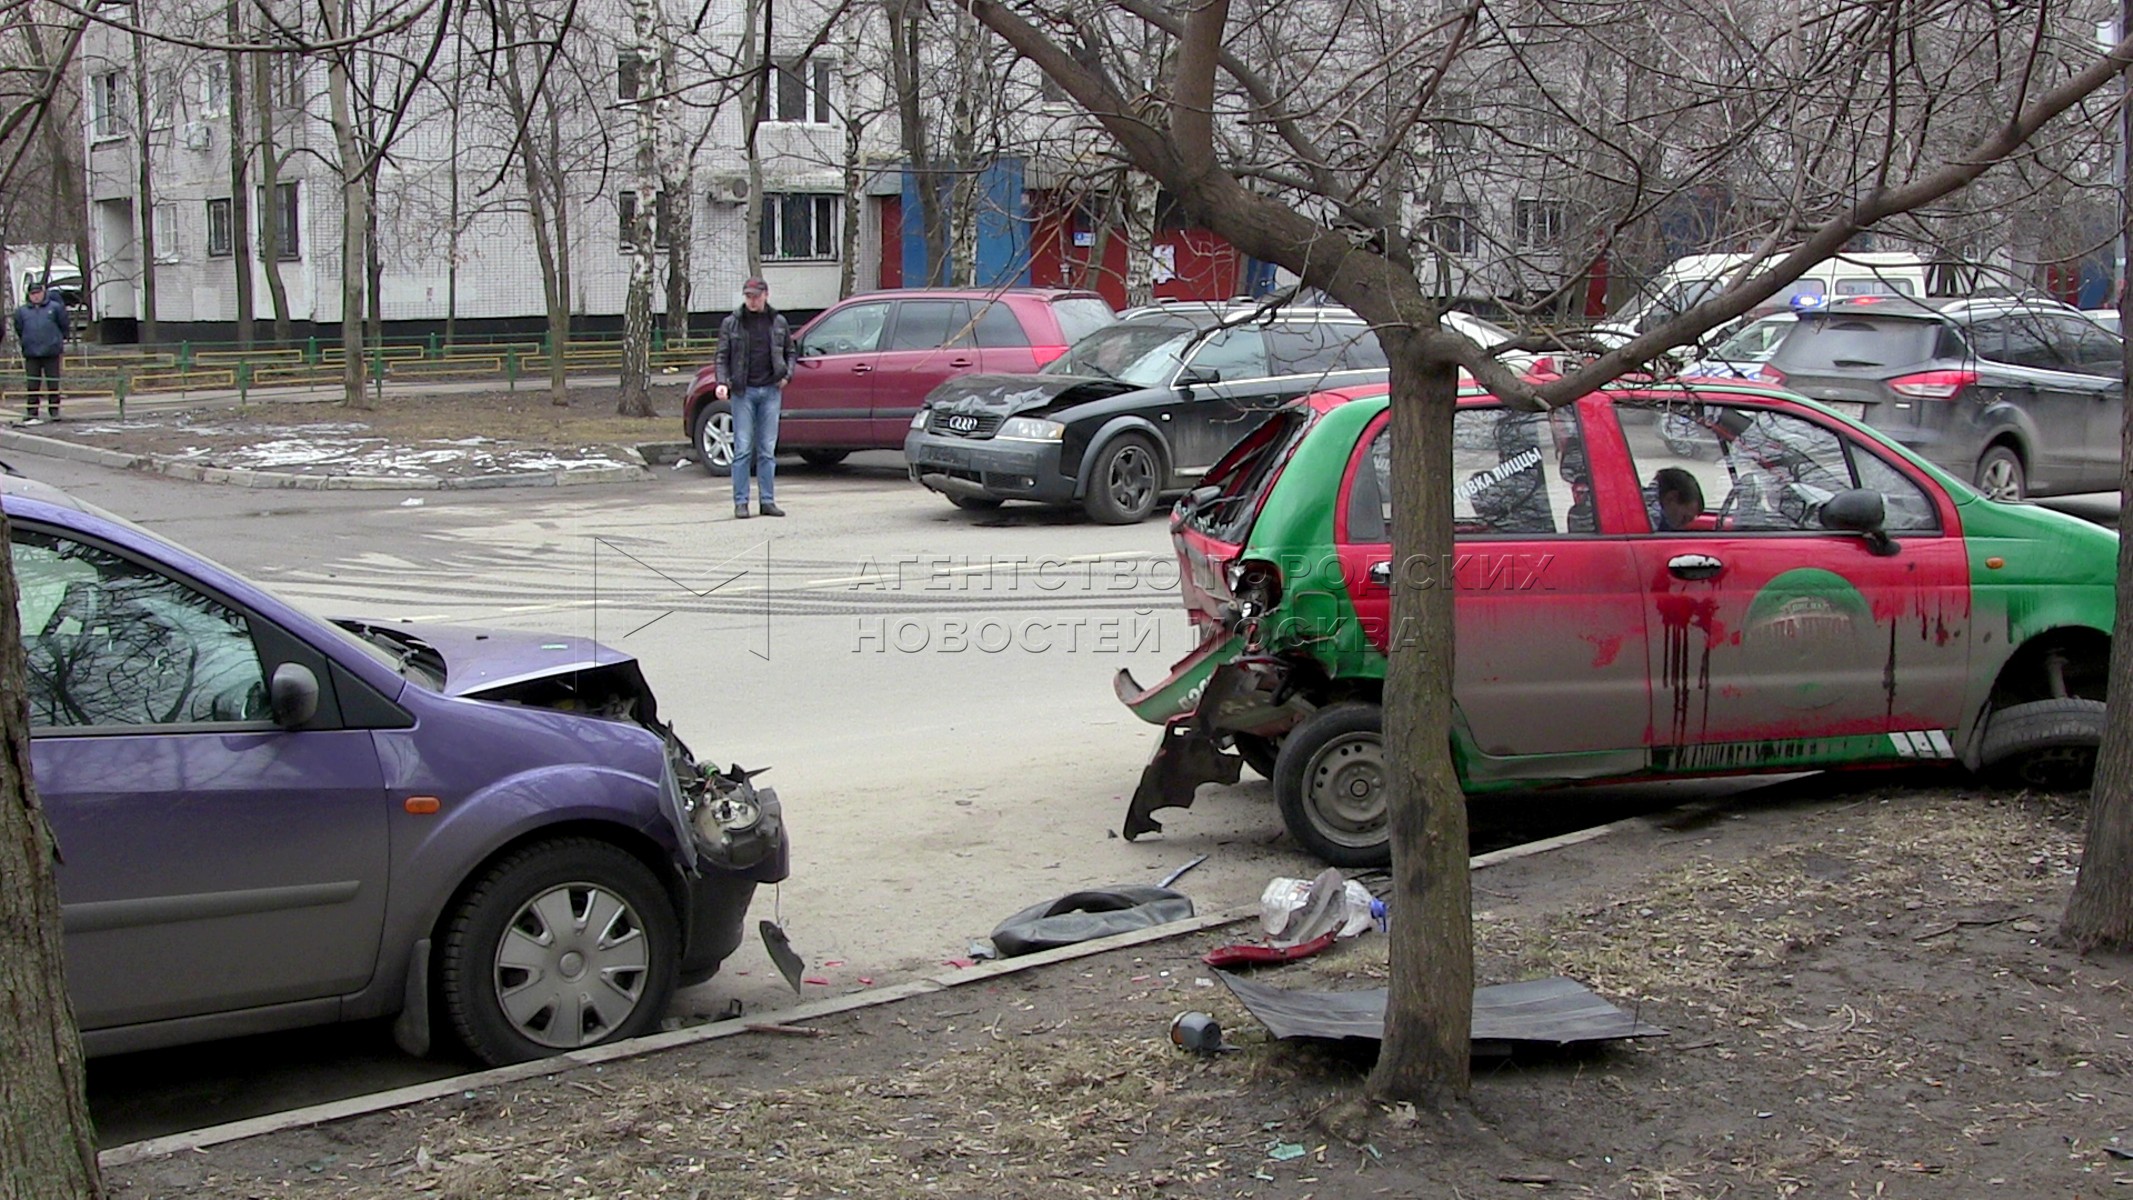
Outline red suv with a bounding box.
[685,287,1116,473]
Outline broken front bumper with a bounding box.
[1115,638,1317,839]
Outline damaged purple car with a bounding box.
[5,474,786,1066]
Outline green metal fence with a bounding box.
[16,330,717,406]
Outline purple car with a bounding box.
[5,475,786,1066]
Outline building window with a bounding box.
[772,57,832,124]
[1431,204,1480,256]
[198,64,228,119]
[1514,198,1564,248]
[617,51,641,101]
[152,203,179,262]
[259,182,299,259]
[618,190,671,250]
[759,193,838,261]
[206,198,233,257]
[1431,91,1474,150]
[91,71,125,139]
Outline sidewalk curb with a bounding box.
[0,428,657,491]
[95,804,1686,1170]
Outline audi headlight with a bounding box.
[998,416,1066,441]
[910,408,930,430]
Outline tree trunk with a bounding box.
[252,53,291,345]
[0,512,106,1200]
[19,21,94,336]
[364,169,383,357]
[838,53,863,296]
[129,29,158,346]
[888,0,945,286]
[322,4,368,407]
[664,169,694,345]
[1367,338,1473,1102]
[740,0,767,278]
[617,0,660,418]
[226,5,254,352]
[1121,171,1157,308]
[546,101,571,406]
[2060,106,2133,949]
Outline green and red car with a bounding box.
[1116,379,2115,866]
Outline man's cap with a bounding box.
[742,277,768,295]
[26,281,44,291]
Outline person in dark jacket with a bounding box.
[714,277,794,518]
[13,282,69,423]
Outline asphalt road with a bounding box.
[20,449,1830,1146]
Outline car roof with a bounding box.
[1804,294,2089,323]
[836,287,1109,305]
[0,470,93,511]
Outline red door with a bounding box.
[1336,404,1653,762]
[785,299,892,449]
[1605,396,1970,761]
[868,299,980,444]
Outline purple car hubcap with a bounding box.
[494,882,651,1048]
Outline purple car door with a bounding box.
[15,525,391,1032]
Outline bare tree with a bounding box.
[617,0,664,417]
[226,2,255,351]
[964,0,2133,1104]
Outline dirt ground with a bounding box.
[33,387,687,476]
[104,780,2133,1199]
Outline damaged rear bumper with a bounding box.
[1117,641,1318,839]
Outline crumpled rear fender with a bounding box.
[1120,655,1316,839]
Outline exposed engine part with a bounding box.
[689,764,783,871]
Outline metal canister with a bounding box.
[1169,1011,1223,1054]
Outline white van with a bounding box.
[1613,250,1930,335]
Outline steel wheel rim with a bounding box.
[701,413,736,469]
[1303,732,1387,847]
[492,881,651,1049]
[1978,456,2020,501]
[1108,445,1155,512]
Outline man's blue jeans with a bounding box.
[731,384,781,505]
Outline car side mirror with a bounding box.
[270,661,320,728]
[1178,366,1221,387]
[1819,488,1899,556]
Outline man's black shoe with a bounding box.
[760,502,786,518]
[734,504,752,519]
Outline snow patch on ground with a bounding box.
[149,426,633,476]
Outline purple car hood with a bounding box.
[337,620,636,698]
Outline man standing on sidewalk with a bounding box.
[714,277,793,519]
[13,282,69,424]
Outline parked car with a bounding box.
[1679,312,1797,378]
[6,474,787,1065]
[906,305,1412,522]
[1757,295,2123,500]
[684,287,1116,473]
[1115,379,2113,866]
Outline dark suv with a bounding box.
[904,306,1389,522]
[1759,296,2122,500]
[684,287,1116,474]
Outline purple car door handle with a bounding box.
[1667,554,1723,581]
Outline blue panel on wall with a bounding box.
[976,157,1031,288]
[898,160,1031,289]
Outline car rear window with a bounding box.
[972,301,1029,347]
[1048,297,1120,345]
[1184,407,1315,542]
[1769,317,1941,370]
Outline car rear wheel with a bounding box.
[1974,445,2026,502]
[693,401,735,477]
[948,495,1004,511]
[798,450,849,467]
[1980,698,2104,791]
[1273,704,1391,867]
[442,839,679,1066]
[1085,434,1162,524]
